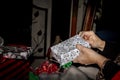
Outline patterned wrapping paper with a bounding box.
[0,46,32,59]
[50,35,91,65]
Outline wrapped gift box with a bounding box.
[50,35,91,65]
[0,45,32,60]
[0,44,31,79]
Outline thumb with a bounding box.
[76,44,84,51]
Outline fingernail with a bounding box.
[79,32,82,36]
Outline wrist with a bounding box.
[98,40,105,51]
[96,55,108,68]
[99,58,110,69]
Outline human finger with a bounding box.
[73,56,79,63]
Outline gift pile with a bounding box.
[51,35,91,66]
[0,44,32,60]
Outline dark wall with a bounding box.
[102,0,120,31]
[51,0,72,44]
[0,0,32,46]
[95,0,120,31]
[95,0,120,42]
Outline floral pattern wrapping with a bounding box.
[51,35,91,65]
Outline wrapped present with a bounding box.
[0,45,32,59]
[50,35,91,66]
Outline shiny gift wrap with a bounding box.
[0,45,32,59]
[51,35,91,65]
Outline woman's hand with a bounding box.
[79,31,105,51]
[73,44,108,68]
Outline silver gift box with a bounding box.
[50,35,91,65]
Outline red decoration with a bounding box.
[33,60,59,75]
